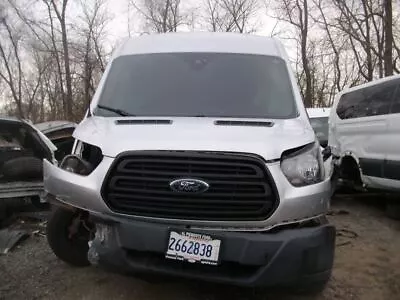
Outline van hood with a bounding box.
[73,117,315,160]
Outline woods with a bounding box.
[0,0,399,121]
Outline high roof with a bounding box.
[114,32,285,58]
[307,107,331,118]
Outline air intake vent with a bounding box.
[116,119,172,125]
[214,120,274,127]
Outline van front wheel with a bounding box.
[47,207,92,267]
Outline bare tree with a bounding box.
[0,12,24,117]
[77,0,110,110]
[203,0,259,33]
[48,0,73,120]
[131,0,184,33]
[1,0,110,121]
[384,0,393,76]
[274,0,313,107]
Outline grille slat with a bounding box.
[102,151,278,221]
[108,191,268,202]
[110,197,268,209]
[114,169,260,178]
[108,201,270,216]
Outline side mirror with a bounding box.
[322,146,332,161]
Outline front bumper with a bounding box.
[43,158,331,230]
[89,218,335,287]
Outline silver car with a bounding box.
[44,33,335,292]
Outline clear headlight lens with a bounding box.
[281,142,323,187]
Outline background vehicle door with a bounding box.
[384,81,400,183]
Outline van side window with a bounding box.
[391,81,400,114]
[363,80,398,116]
[337,79,399,119]
[336,90,367,119]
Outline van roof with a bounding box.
[114,32,285,58]
[307,107,331,118]
[341,73,400,95]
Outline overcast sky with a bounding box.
[105,0,282,43]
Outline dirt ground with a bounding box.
[1,194,400,300]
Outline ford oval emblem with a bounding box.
[169,178,209,193]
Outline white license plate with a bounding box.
[165,231,221,265]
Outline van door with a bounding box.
[335,80,396,181]
[384,80,400,184]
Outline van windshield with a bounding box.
[95,53,297,119]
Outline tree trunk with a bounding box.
[61,20,73,120]
[384,0,393,76]
[300,0,312,107]
[361,0,373,81]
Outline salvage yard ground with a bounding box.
[1,194,400,300]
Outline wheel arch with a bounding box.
[338,152,364,185]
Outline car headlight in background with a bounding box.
[280,142,324,187]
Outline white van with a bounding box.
[307,108,331,148]
[307,108,333,181]
[43,32,335,292]
[329,75,400,192]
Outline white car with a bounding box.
[329,74,400,193]
[307,108,333,181]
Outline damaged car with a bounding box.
[0,117,56,210]
[44,33,335,292]
[36,121,76,161]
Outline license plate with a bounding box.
[165,231,221,265]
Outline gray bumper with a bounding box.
[90,218,335,287]
[43,159,331,231]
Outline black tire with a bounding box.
[385,201,400,220]
[46,207,90,267]
[2,156,43,180]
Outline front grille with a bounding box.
[102,151,278,221]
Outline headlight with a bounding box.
[280,142,324,187]
[60,155,93,175]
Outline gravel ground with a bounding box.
[1,194,400,300]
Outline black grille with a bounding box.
[102,151,278,221]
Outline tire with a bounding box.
[385,201,400,220]
[2,156,43,180]
[46,207,91,267]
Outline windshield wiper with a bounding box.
[96,104,135,117]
